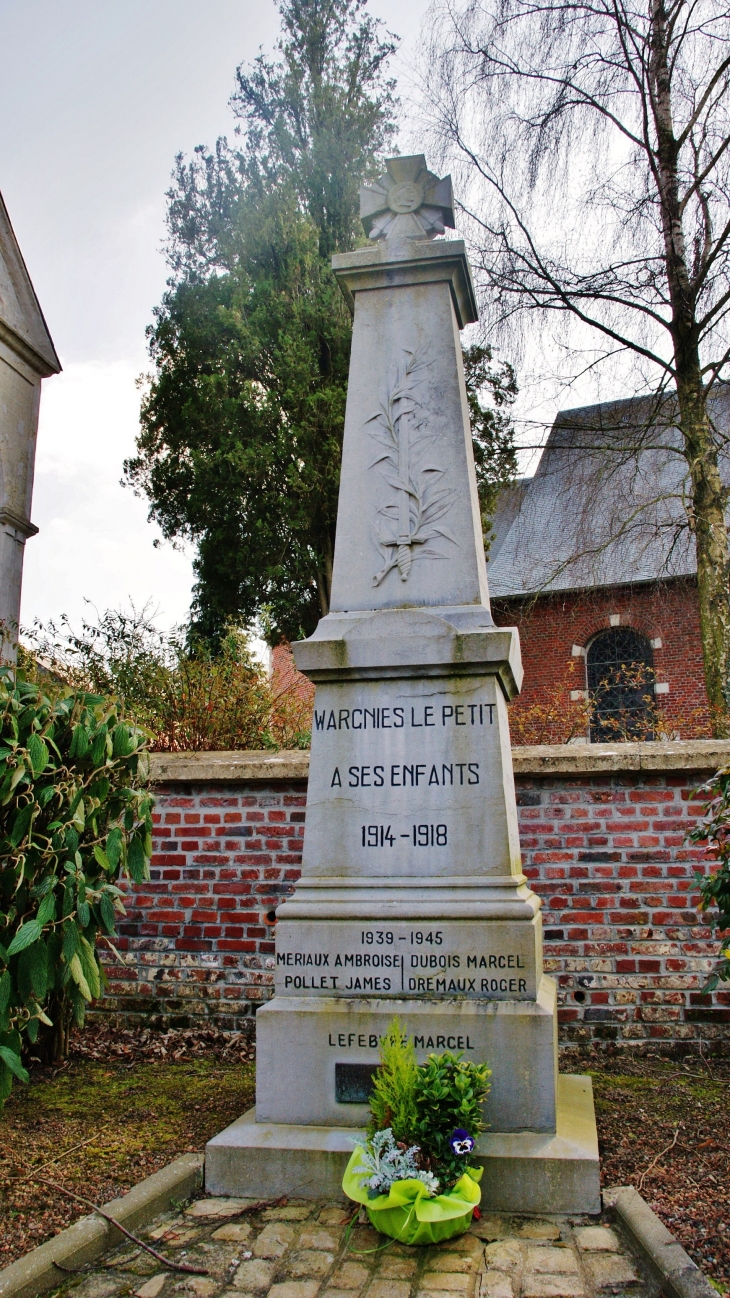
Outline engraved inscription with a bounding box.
[308,687,499,864]
[314,703,495,730]
[328,1032,475,1052]
[274,922,536,1001]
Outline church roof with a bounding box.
[0,191,60,377]
[487,386,730,599]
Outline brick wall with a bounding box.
[271,643,316,706]
[100,745,730,1050]
[108,778,306,1031]
[492,577,712,741]
[516,761,728,1046]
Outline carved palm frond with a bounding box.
[368,348,459,587]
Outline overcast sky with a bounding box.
[1,0,431,637]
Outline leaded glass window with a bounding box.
[586,628,655,741]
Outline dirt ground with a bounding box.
[582,1047,730,1290]
[0,1028,727,1291]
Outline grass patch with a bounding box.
[0,1051,254,1267]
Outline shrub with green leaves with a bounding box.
[368,1016,419,1142]
[0,668,153,1104]
[412,1051,492,1187]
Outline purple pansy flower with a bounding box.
[449,1128,475,1155]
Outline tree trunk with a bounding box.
[315,529,334,620]
[650,0,730,734]
[36,991,72,1065]
[678,374,730,735]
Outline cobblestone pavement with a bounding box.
[54,1196,658,1298]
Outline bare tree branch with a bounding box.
[421,0,730,730]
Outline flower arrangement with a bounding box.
[342,1018,491,1245]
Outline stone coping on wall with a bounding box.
[148,738,730,785]
[149,749,310,783]
[511,739,730,775]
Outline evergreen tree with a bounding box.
[126,0,517,643]
[463,343,518,545]
[126,0,397,643]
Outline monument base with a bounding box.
[255,979,559,1133]
[205,1074,600,1215]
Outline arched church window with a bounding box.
[586,628,655,741]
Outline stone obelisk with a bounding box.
[207,156,599,1212]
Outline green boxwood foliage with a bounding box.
[0,668,153,1104]
[367,1017,492,1191]
[412,1051,492,1187]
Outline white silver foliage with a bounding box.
[352,1128,440,1198]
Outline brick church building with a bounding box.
[274,387,727,743]
[487,389,729,743]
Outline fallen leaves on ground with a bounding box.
[583,1048,730,1289]
[69,1019,256,1065]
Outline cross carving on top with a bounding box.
[360,155,455,241]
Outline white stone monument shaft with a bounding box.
[255,155,559,1137]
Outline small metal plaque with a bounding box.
[335,1062,378,1104]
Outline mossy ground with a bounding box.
[0,1052,255,1267]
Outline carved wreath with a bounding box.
[366,349,458,586]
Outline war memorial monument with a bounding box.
[207,156,600,1213]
